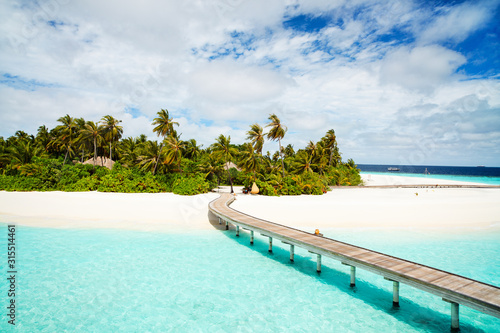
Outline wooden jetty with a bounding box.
[209,193,500,330]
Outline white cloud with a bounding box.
[188,59,292,104]
[418,1,493,44]
[0,0,499,166]
[379,45,467,93]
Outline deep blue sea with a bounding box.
[358,164,500,185]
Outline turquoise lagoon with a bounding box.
[1,223,499,332]
[360,171,500,185]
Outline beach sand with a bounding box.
[0,191,220,232]
[0,173,499,232]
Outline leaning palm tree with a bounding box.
[79,121,105,169]
[54,114,77,164]
[266,113,287,177]
[246,124,265,155]
[151,109,179,175]
[100,115,123,161]
[211,134,238,193]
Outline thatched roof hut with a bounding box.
[224,161,241,171]
[82,156,115,170]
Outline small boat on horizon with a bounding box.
[388,167,400,171]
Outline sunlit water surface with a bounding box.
[1,225,499,332]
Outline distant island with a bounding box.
[0,110,361,195]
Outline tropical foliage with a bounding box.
[0,111,361,195]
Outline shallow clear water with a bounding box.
[1,225,499,332]
[360,171,500,185]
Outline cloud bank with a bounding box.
[1,0,499,165]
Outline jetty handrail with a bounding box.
[209,193,500,330]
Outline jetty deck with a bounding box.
[209,193,500,330]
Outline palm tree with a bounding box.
[138,141,162,174]
[266,113,287,177]
[239,142,261,180]
[284,144,295,158]
[119,137,141,167]
[292,151,316,174]
[79,121,105,169]
[100,115,123,161]
[322,129,339,167]
[8,139,45,169]
[199,154,225,187]
[305,141,317,157]
[35,125,51,152]
[54,114,77,164]
[211,134,238,193]
[183,139,202,161]
[163,132,185,173]
[246,124,265,155]
[74,118,88,162]
[152,109,179,175]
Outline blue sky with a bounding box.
[1,0,499,166]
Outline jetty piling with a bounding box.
[343,263,356,287]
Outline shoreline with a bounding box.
[0,173,499,233]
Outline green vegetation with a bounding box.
[0,111,361,195]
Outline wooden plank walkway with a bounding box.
[209,193,500,330]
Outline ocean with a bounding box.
[1,225,499,332]
[1,170,499,332]
[358,164,500,185]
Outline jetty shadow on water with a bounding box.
[208,211,489,333]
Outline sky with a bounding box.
[1,0,500,166]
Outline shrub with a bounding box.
[172,174,212,195]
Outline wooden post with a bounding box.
[250,230,254,245]
[316,254,322,273]
[342,263,356,287]
[392,281,400,307]
[236,225,239,237]
[290,244,295,262]
[451,302,459,330]
[268,237,273,253]
[350,266,356,287]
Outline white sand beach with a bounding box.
[0,173,499,232]
[0,191,220,232]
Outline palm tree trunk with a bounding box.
[109,141,112,160]
[278,139,285,177]
[226,159,234,193]
[152,142,163,175]
[93,137,97,170]
[63,146,69,165]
